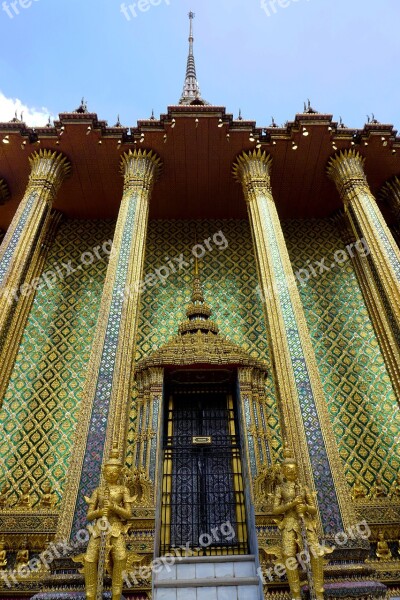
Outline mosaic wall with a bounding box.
[283,219,400,491]
[0,219,115,505]
[127,219,281,467]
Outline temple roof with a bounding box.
[0,107,399,228]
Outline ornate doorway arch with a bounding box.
[131,268,268,557]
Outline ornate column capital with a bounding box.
[120,149,162,195]
[327,150,368,203]
[28,150,71,200]
[0,178,10,206]
[232,150,273,199]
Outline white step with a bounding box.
[153,555,262,600]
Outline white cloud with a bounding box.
[0,91,53,126]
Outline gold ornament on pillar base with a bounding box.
[376,531,392,561]
[39,480,58,509]
[15,548,29,569]
[391,473,400,498]
[123,467,153,507]
[351,476,367,501]
[75,443,135,600]
[0,482,10,509]
[0,537,7,568]
[16,481,33,509]
[272,445,332,600]
[370,475,387,500]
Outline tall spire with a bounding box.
[179,12,209,106]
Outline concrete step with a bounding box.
[153,554,262,600]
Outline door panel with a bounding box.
[160,391,248,555]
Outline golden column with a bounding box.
[327,150,400,339]
[334,211,400,403]
[0,210,63,404]
[0,150,70,343]
[233,149,354,535]
[58,149,161,540]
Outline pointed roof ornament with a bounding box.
[303,99,318,114]
[179,12,209,106]
[75,98,88,114]
[9,110,21,123]
[134,253,269,374]
[178,255,219,335]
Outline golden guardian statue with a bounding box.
[82,444,134,600]
[273,446,330,600]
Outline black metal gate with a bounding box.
[160,391,248,555]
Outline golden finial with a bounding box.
[282,441,297,465]
[105,441,122,466]
[178,233,219,336]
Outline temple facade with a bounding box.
[0,13,400,600]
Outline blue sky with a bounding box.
[0,0,399,129]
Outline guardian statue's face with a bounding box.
[104,465,121,484]
[282,463,298,482]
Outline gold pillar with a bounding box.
[327,151,400,337]
[132,366,163,491]
[0,150,70,344]
[233,150,355,535]
[0,210,63,405]
[58,149,161,540]
[334,211,400,403]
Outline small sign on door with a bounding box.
[192,436,212,445]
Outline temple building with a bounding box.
[0,11,400,600]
